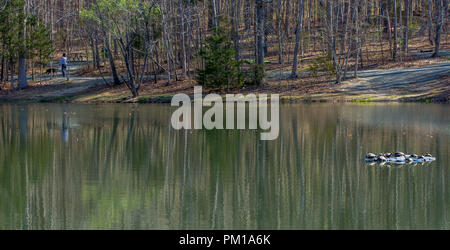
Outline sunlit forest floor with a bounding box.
[71,59,449,103]
[0,37,449,103]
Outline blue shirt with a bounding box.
[60,57,67,66]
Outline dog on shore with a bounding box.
[46,68,57,75]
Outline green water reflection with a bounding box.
[0,103,449,230]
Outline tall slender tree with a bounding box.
[255,0,265,85]
[393,0,398,60]
[291,0,305,78]
[403,0,410,53]
[433,0,447,57]
[18,0,28,90]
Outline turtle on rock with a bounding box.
[365,153,377,162]
[364,152,436,165]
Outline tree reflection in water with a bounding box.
[0,103,448,230]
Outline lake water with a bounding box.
[0,103,449,230]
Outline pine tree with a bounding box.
[29,21,54,79]
[196,28,242,88]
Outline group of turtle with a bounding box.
[365,152,436,164]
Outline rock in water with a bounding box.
[365,152,436,165]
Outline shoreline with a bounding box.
[0,92,448,104]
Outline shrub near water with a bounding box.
[196,28,242,88]
[307,54,336,76]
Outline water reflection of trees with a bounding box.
[0,103,449,229]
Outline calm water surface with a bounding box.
[0,103,449,230]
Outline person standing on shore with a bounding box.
[60,53,68,78]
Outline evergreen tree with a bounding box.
[0,0,24,88]
[196,28,242,88]
[0,0,53,88]
[29,21,54,78]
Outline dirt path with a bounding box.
[39,77,107,99]
[0,76,107,102]
[295,63,450,102]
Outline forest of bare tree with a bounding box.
[0,0,448,97]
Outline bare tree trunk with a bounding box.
[393,0,398,61]
[211,0,218,28]
[433,0,446,57]
[180,0,187,78]
[31,61,35,81]
[89,35,98,69]
[386,2,393,57]
[163,0,172,85]
[381,0,388,33]
[340,0,352,83]
[0,55,4,84]
[291,0,305,78]
[10,59,15,89]
[233,0,240,63]
[428,0,434,45]
[104,36,121,85]
[276,0,283,65]
[5,60,8,82]
[256,0,265,85]
[403,0,410,53]
[354,0,361,77]
[94,37,101,69]
[325,0,338,79]
[326,0,335,58]
[18,2,28,90]
[123,42,138,97]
